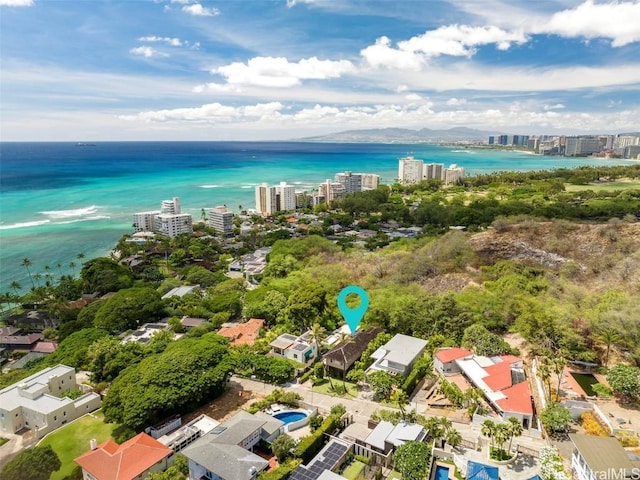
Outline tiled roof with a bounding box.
[31,341,57,353]
[483,362,513,391]
[0,333,43,345]
[74,433,172,480]
[435,347,472,363]
[323,327,382,369]
[495,381,533,415]
[217,318,264,346]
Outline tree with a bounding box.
[506,416,524,453]
[272,434,296,462]
[93,287,165,333]
[390,389,409,419]
[393,441,431,480]
[539,446,570,480]
[21,257,35,289]
[540,404,572,434]
[481,420,496,449]
[367,370,398,401]
[10,280,21,296]
[607,364,640,403]
[595,327,621,367]
[445,428,462,450]
[0,445,61,480]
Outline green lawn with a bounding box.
[39,411,116,480]
[0,437,9,447]
[343,460,366,480]
[564,181,640,192]
[388,469,402,480]
[312,378,359,398]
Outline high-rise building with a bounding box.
[154,213,193,238]
[334,172,363,194]
[161,197,181,214]
[133,211,159,232]
[360,173,380,190]
[255,183,278,216]
[565,136,601,156]
[444,164,465,184]
[313,180,346,205]
[277,182,297,212]
[423,163,444,181]
[208,206,234,236]
[398,156,424,184]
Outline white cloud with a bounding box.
[138,36,184,47]
[286,0,316,6]
[214,56,355,87]
[446,98,467,106]
[405,93,422,101]
[130,46,168,58]
[361,36,424,70]
[540,1,640,47]
[192,82,243,93]
[544,103,565,110]
[0,0,33,5]
[182,4,219,16]
[119,101,283,123]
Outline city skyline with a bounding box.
[1,0,640,141]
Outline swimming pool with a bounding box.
[273,411,308,424]
[434,465,450,480]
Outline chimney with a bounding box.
[90,439,97,450]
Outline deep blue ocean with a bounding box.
[0,141,636,294]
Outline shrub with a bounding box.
[299,369,314,384]
[257,459,302,480]
[294,415,340,462]
[580,412,608,437]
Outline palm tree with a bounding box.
[77,252,85,268]
[21,257,35,289]
[538,357,553,402]
[494,423,510,455]
[56,262,63,277]
[425,416,445,444]
[337,332,354,393]
[481,420,496,449]
[390,389,409,420]
[33,272,43,288]
[308,322,326,359]
[551,353,566,400]
[506,417,524,453]
[10,281,21,296]
[596,327,621,367]
[445,428,462,450]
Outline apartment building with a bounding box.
[0,364,101,438]
[398,156,424,184]
[133,197,193,238]
[208,206,234,236]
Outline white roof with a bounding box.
[0,365,76,413]
[455,357,505,404]
[364,421,395,450]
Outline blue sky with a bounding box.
[1,0,639,141]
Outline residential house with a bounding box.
[323,327,382,377]
[433,347,473,376]
[367,334,428,376]
[364,420,427,455]
[269,331,318,365]
[0,331,43,351]
[435,349,534,428]
[161,285,200,299]
[570,434,640,480]
[75,432,173,480]
[157,414,220,453]
[0,364,101,438]
[290,439,352,480]
[182,410,285,480]
[180,316,207,330]
[217,318,264,347]
[122,322,171,345]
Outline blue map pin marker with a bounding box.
[337,286,369,335]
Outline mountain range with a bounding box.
[297,127,498,143]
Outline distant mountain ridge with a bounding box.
[297,127,499,143]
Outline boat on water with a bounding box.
[75,142,96,147]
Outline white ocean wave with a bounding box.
[40,205,99,218]
[199,185,221,188]
[0,220,51,230]
[240,185,255,189]
[54,215,111,225]
[451,150,476,154]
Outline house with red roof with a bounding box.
[434,348,534,428]
[74,432,173,480]
[433,347,472,376]
[217,318,264,346]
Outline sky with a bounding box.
[1,0,639,141]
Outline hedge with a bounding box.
[258,459,302,480]
[401,356,432,395]
[299,369,314,384]
[294,414,340,462]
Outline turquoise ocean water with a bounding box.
[0,141,635,294]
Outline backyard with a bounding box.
[39,410,116,480]
[312,378,359,398]
[342,459,366,480]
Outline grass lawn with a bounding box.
[342,460,366,480]
[564,181,640,192]
[312,378,359,398]
[388,469,402,480]
[0,437,8,447]
[39,410,117,480]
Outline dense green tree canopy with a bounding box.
[94,287,165,333]
[393,441,431,480]
[80,257,134,294]
[607,364,640,403]
[0,445,61,480]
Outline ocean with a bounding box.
[0,141,635,294]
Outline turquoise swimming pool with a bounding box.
[273,411,308,424]
[434,465,450,480]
